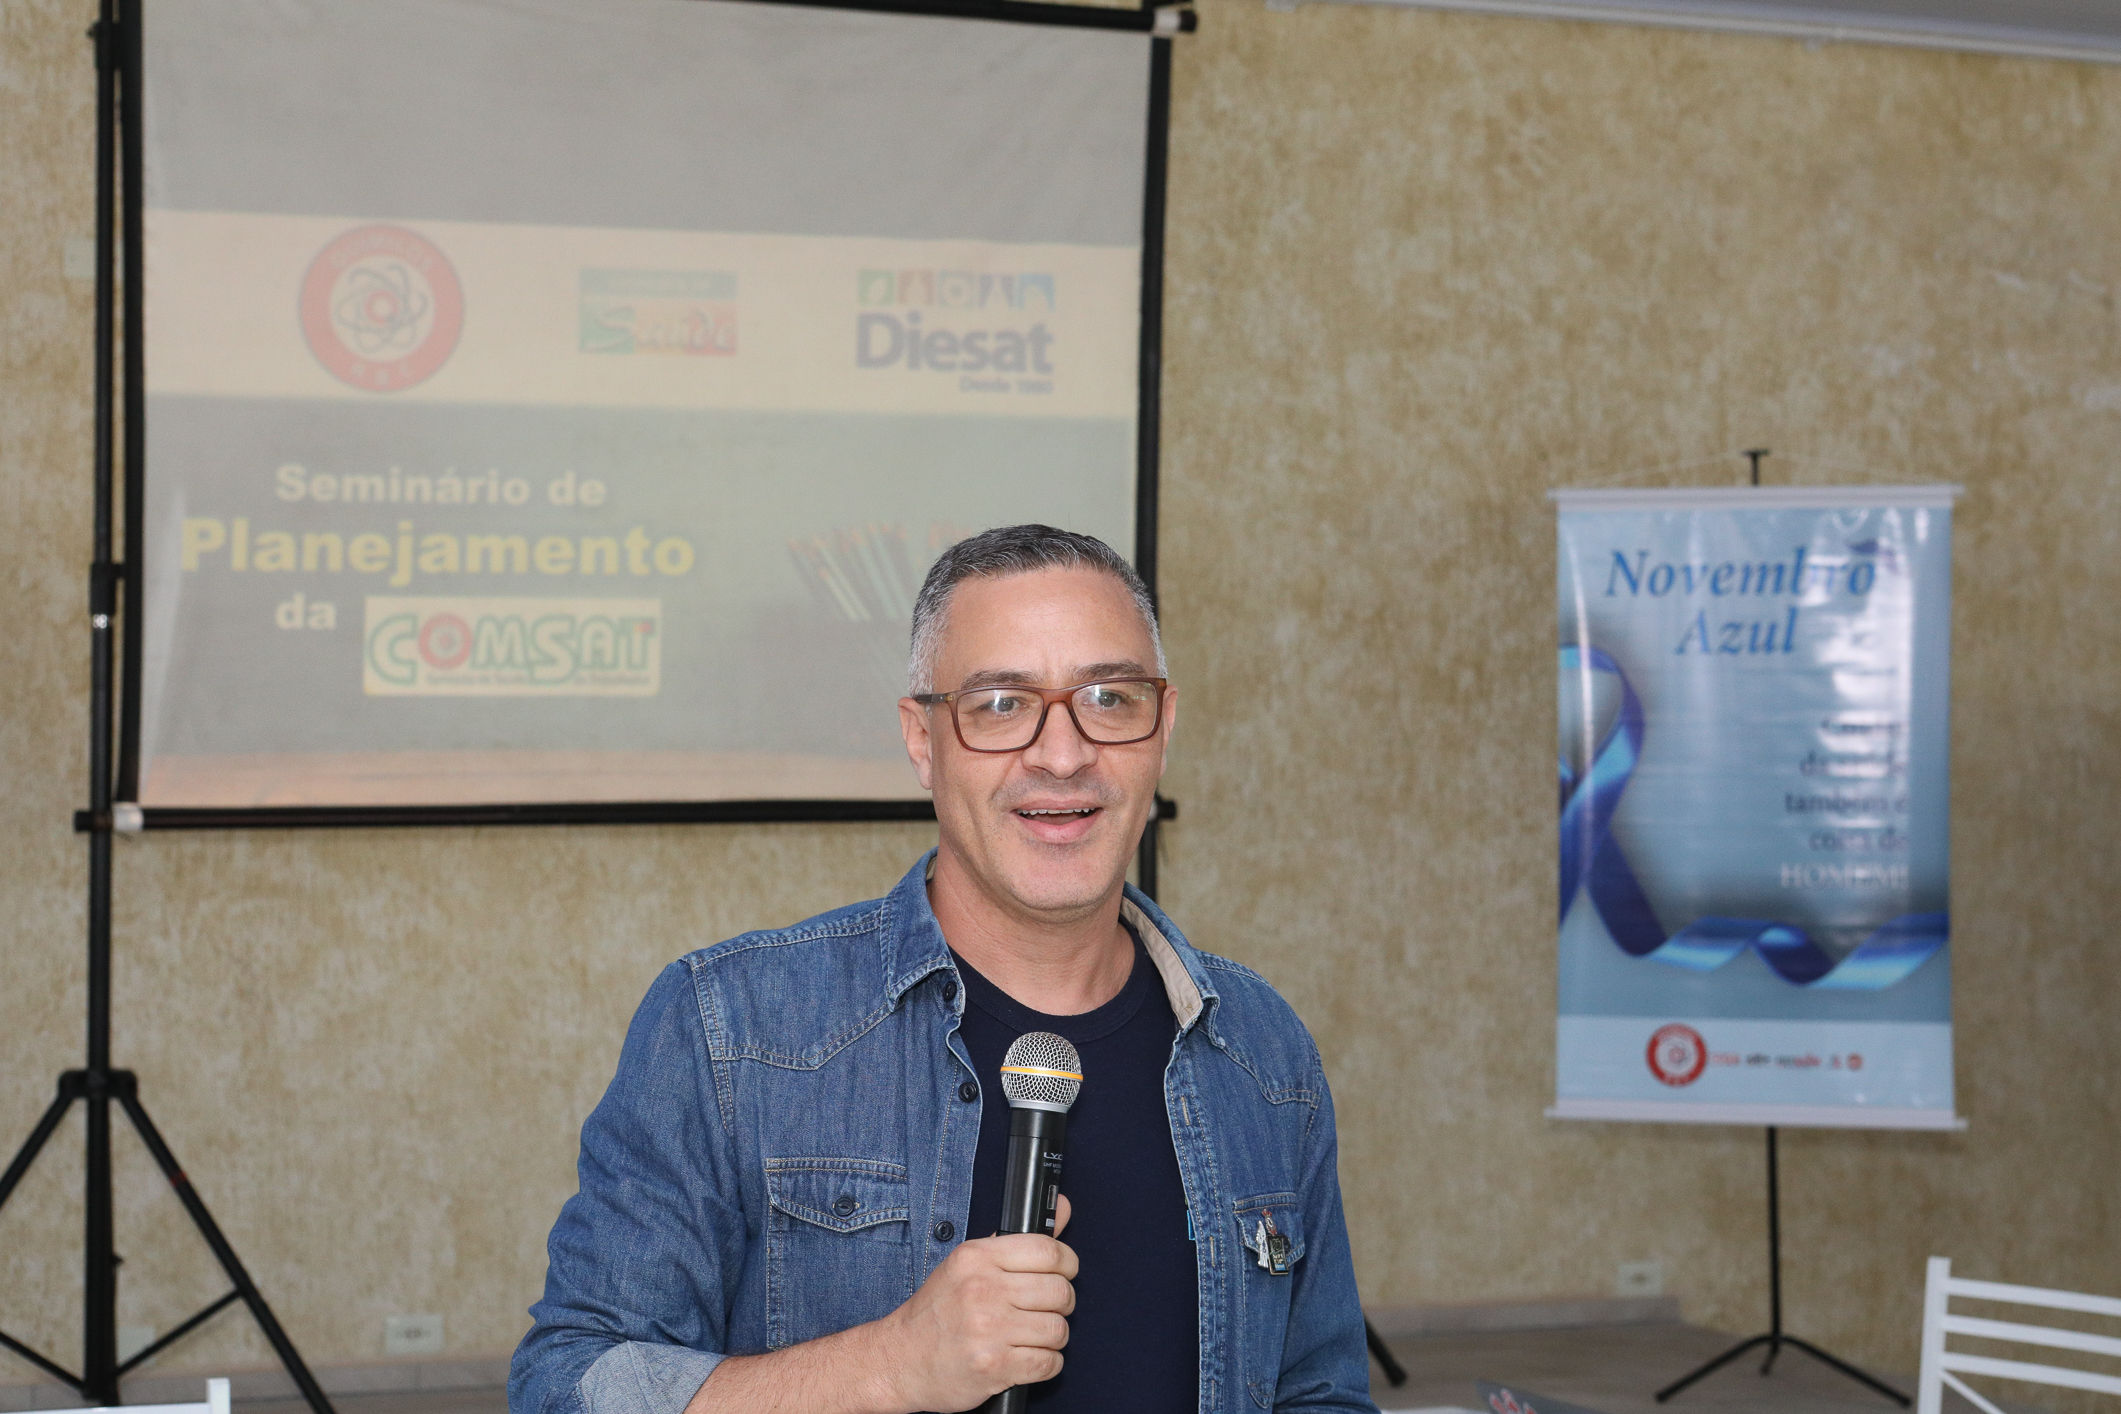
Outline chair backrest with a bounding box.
[7,1377,230,1414]
[1919,1257,2121,1414]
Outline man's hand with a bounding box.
[686,1196,1075,1414]
[873,1201,1078,1412]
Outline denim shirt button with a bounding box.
[832,1195,857,1217]
[940,977,958,1002]
[958,1080,978,1102]
[933,1220,956,1242]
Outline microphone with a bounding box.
[982,1032,1083,1414]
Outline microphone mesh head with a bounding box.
[999,1032,1083,1113]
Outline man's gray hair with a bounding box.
[908,525,1164,695]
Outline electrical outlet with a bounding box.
[1617,1260,1665,1297]
[117,1325,156,1365]
[384,1313,444,1356]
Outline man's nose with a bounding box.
[1022,702,1097,775]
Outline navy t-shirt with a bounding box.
[952,929,1198,1412]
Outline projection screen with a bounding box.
[128,0,1159,818]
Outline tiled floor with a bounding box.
[227,1323,2004,1414]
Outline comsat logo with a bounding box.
[364,597,660,696]
[854,269,1054,385]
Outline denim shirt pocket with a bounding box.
[1232,1193,1308,1409]
[763,1157,911,1349]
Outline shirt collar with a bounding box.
[880,852,955,1006]
[880,850,1220,1039]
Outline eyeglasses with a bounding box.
[913,678,1168,754]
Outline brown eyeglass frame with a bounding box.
[912,678,1169,754]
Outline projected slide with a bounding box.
[135,0,1149,808]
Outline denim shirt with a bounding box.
[511,854,1377,1414]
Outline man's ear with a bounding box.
[899,698,936,792]
[1155,683,1177,782]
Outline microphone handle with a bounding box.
[982,1106,1067,1414]
[997,1106,1066,1236]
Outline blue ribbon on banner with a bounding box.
[1558,645,1946,990]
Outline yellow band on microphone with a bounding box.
[999,1064,1084,1081]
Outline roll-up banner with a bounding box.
[1551,485,1963,1130]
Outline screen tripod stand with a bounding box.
[0,8,333,1411]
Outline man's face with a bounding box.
[900,566,1176,925]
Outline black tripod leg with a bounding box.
[116,1087,338,1414]
[0,1081,92,1393]
[1785,1336,1911,1406]
[0,1082,80,1212]
[0,1326,80,1390]
[1365,1319,1408,1388]
[1655,1334,1772,1402]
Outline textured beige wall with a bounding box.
[4,0,2118,1398]
[1152,0,2121,1391]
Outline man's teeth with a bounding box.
[1019,808,1096,816]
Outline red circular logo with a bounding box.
[1646,1024,1708,1088]
[300,225,463,391]
[417,613,472,671]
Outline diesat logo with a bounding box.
[854,269,1054,387]
[301,225,464,392]
[364,597,659,697]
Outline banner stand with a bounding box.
[1551,454,1965,1405]
[1653,1127,1909,1406]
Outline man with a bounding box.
[512,526,1375,1414]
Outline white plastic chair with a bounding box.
[1919,1257,2121,1414]
[9,1378,230,1414]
